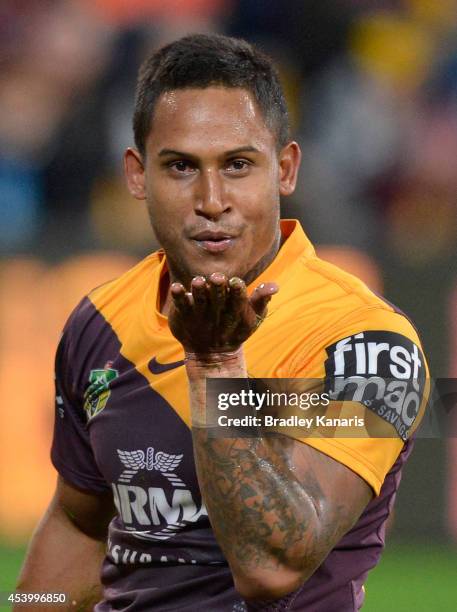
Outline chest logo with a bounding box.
[113,447,207,544]
[148,357,185,374]
[84,361,119,419]
[117,447,184,486]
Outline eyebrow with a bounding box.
[158,146,261,158]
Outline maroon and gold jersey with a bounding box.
[52,220,428,611]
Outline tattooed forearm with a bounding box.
[193,429,330,576]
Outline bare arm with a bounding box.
[15,476,115,611]
[169,274,373,601]
[192,423,371,600]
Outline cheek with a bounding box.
[231,178,279,224]
[242,174,280,235]
[146,199,179,248]
[146,180,187,226]
[230,167,279,206]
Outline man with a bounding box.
[16,34,428,611]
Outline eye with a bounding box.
[226,159,251,173]
[168,160,196,174]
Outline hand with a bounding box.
[168,273,278,354]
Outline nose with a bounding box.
[194,169,230,220]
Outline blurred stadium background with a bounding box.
[0,0,456,609]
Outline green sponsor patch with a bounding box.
[84,366,118,419]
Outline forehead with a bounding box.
[146,87,275,154]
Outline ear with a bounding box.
[124,147,146,200]
[278,141,301,197]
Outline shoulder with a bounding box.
[260,250,429,388]
[88,251,161,316]
[63,253,161,335]
[290,253,424,350]
[250,252,427,380]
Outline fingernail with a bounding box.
[211,272,225,283]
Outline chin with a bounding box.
[170,249,251,285]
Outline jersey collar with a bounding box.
[247,219,315,292]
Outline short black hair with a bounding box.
[133,33,290,156]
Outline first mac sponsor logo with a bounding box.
[324,331,426,440]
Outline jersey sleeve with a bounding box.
[51,302,111,494]
[288,307,430,496]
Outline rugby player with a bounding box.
[16,34,428,611]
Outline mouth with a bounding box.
[190,231,237,254]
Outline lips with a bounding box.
[190,230,237,253]
[191,230,236,241]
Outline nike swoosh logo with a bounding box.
[148,357,185,374]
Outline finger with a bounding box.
[191,276,208,311]
[228,276,247,315]
[250,282,279,317]
[171,282,193,313]
[208,273,227,328]
[209,272,227,310]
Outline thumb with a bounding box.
[250,282,279,317]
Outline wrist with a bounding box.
[185,347,246,378]
[185,347,242,363]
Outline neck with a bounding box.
[160,271,173,316]
[242,228,283,287]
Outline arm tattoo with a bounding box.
[192,429,348,575]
